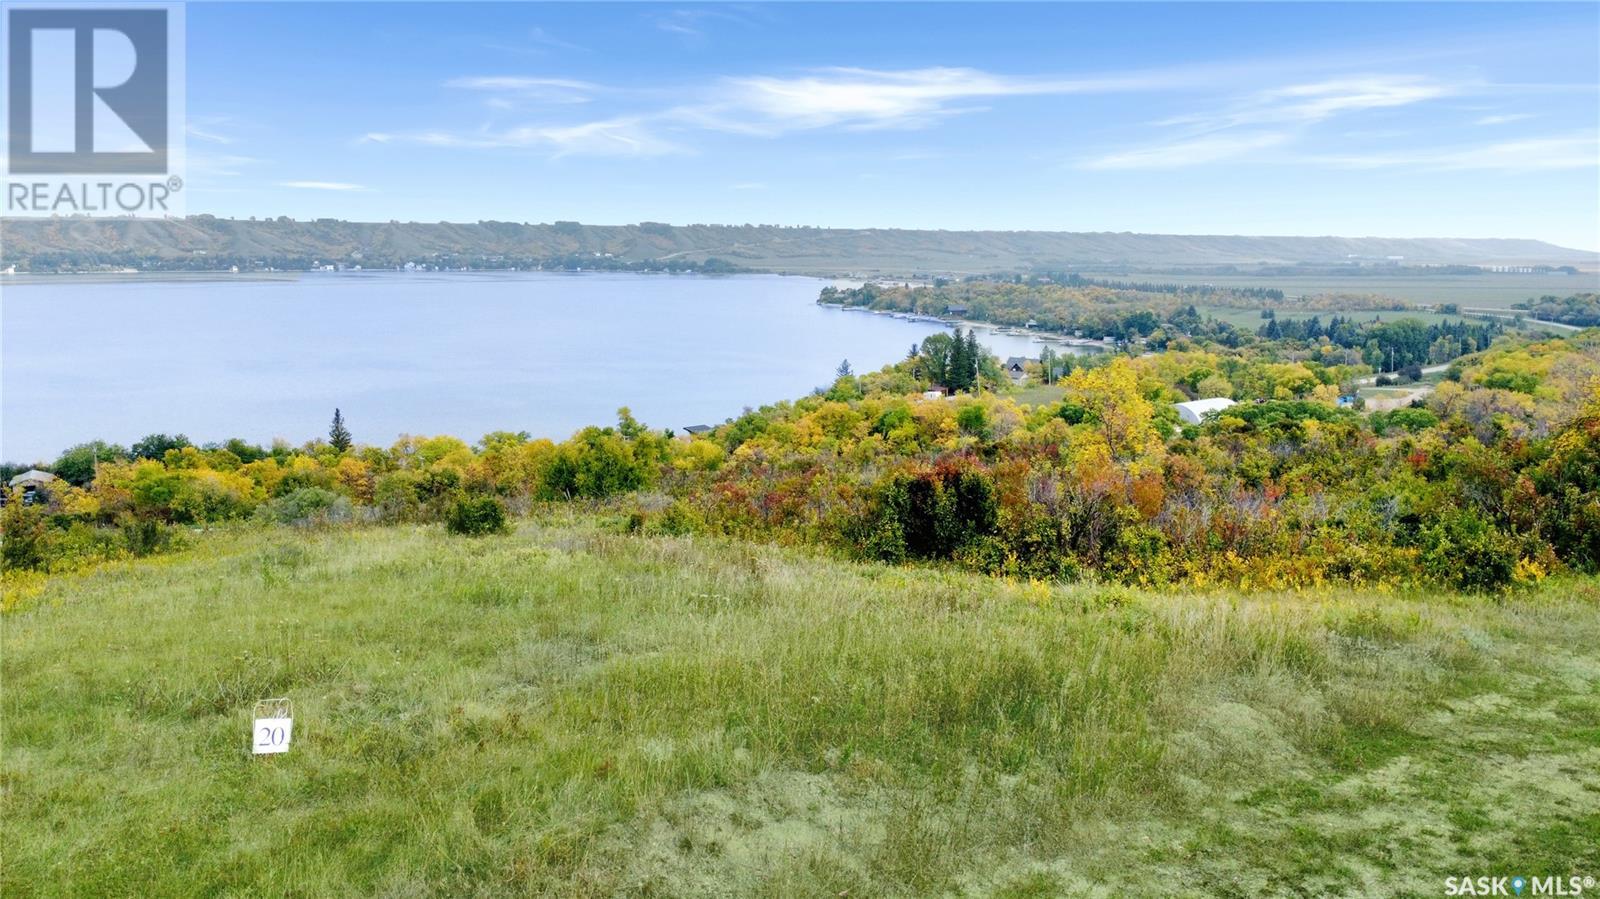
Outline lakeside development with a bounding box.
[6,257,1599,898]
[5,519,1598,896]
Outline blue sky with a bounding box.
[182,2,1600,250]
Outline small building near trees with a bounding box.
[5,469,59,504]
[1174,397,1237,425]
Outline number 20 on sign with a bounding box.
[252,698,293,755]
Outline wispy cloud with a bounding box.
[365,115,682,157]
[186,124,234,145]
[650,7,759,42]
[1084,75,1465,169]
[188,153,261,178]
[1214,76,1455,126]
[278,180,370,191]
[366,62,1573,173]
[447,76,599,105]
[1315,133,1598,171]
[680,66,1228,138]
[1474,112,1536,126]
[373,65,1153,156]
[1083,132,1292,170]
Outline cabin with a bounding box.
[1174,397,1237,425]
[681,425,714,436]
[944,305,969,317]
[5,469,59,504]
[922,388,947,400]
[1003,357,1033,382]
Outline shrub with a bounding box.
[1419,510,1517,592]
[121,516,174,557]
[1,500,51,570]
[256,487,351,527]
[447,495,509,537]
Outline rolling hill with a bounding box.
[3,216,1593,274]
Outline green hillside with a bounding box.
[5,519,1598,896]
[4,216,1593,274]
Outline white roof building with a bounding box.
[1174,397,1237,425]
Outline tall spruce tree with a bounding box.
[964,330,982,390]
[949,329,971,392]
[329,408,352,453]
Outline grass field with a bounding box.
[1009,383,1067,407]
[1194,306,1471,331]
[5,518,1599,897]
[1089,271,1598,309]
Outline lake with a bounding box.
[1,271,1089,462]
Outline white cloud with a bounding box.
[1474,112,1536,126]
[374,65,1149,157]
[278,181,370,191]
[1159,75,1457,131]
[188,153,261,178]
[1316,134,1598,171]
[447,76,599,105]
[1086,75,1465,170]
[186,124,234,144]
[683,67,1180,136]
[365,115,683,157]
[1082,132,1291,170]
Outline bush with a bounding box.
[447,495,509,537]
[1419,510,1517,592]
[256,487,351,527]
[1,500,51,570]
[121,516,174,557]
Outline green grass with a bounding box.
[1009,383,1067,407]
[1098,271,1597,308]
[1195,305,1470,331]
[5,518,1599,896]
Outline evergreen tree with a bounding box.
[949,329,971,392]
[329,408,352,452]
[837,359,853,379]
[964,330,982,390]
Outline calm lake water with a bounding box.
[1,271,1089,462]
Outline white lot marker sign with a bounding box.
[252,698,293,755]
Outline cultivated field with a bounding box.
[5,518,1598,896]
[1090,271,1599,309]
[1193,305,1471,331]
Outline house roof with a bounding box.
[8,469,58,488]
[1004,356,1032,369]
[682,425,714,435]
[1174,397,1237,422]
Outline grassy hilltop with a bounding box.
[5,517,1598,897]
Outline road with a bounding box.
[1352,363,1450,387]
[1459,308,1583,333]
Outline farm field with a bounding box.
[1088,271,1598,308]
[5,519,1598,897]
[1194,305,1471,331]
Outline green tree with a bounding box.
[329,408,352,453]
[51,441,127,486]
[920,333,954,388]
[132,433,191,460]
